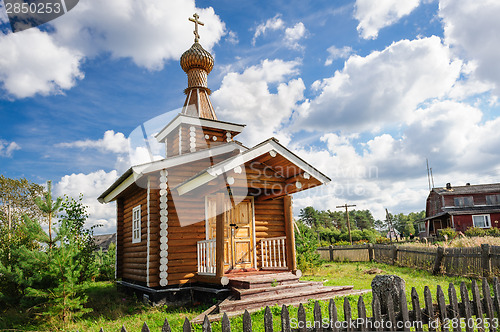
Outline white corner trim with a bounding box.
[178,126,182,156]
[159,169,169,287]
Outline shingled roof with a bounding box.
[432,183,500,195]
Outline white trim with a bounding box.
[155,114,245,143]
[100,174,135,203]
[146,176,151,286]
[100,143,247,203]
[132,205,142,244]
[451,215,455,229]
[204,196,210,240]
[176,139,330,196]
[159,169,169,287]
[472,214,491,228]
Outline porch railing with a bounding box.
[261,236,287,269]
[197,239,216,275]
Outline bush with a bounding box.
[334,240,351,246]
[437,227,456,240]
[295,222,321,272]
[486,228,500,237]
[376,237,391,244]
[465,227,487,237]
[95,243,116,281]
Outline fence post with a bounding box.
[482,244,491,278]
[368,244,374,262]
[392,245,398,265]
[329,245,334,262]
[433,246,444,275]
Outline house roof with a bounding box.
[443,206,500,215]
[432,183,500,195]
[155,113,246,143]
[175,137,331,197]
[98,142,246,203]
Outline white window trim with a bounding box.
[132,205,142,243]
[472,214,491,229]
[418,223,426,233]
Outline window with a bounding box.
[454,196,474,207]
[418,223,426,233]
[132,205,142,243]
[472,214,491,228]
[486,194,500,205]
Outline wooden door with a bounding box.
[206,197,254,269]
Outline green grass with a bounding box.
[0,262,485,331]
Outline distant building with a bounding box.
[386,229,401,241]
[417,183,500,237]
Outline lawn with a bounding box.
[1,261,484,331]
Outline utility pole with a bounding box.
[386,208,394,243]
[336,203,356,244]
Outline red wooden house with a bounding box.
[417,182,500,237]
[98,15,332,302]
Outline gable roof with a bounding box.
[155,113,246,142]
[176,137,331,196]
[432,183,500,196]
[98,142,246,203]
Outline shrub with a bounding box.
[334,240,351,246]
[465,227,486,237]
[486,227,500,237]
[437,227,456,240]
[376,237,391,244]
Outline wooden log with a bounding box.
[298,303,306,332]
[437,285,448,332]
[329,298,338,332]
[281,305,291,332]
[460,282,474,332]
[313,301,323,332]
[471,280,484,332]
[243,310,252,332]
[344,297,353,332]
[386,293,396,332]
[183,317,191,332]
[433,246,445,275]
[411,287,422,324]
[202,315,212,332]
[357,296,367,332]
[424,286,435,331]
[264,306,273,332]
[284,195,296,271]
[481,244,491,278]
[372,294,382,332]
[482,278,495,332]
[161,317,171,332]
[448,283,461,332]
[221,313,231,332]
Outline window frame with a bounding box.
[472,214,491,229]
[418,222,426,233]
[486,194,500,206]
[454,196,474,207]
[132,205,142,244]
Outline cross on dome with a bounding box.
[189,13,204,43]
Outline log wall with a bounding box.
[254,198,286,269]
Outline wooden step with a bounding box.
[232,281,331,300]
[219,285,361,312]
[228,272,300,289]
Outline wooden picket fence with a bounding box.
[101,278,500,331]
[318,244,500,278]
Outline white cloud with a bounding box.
[212,59,304,146]
[325,46,353,66]
[354,0,421,39]
[57,130,130,154]
[226,30,239,45]
[252,14,284,45]
[55,170,119,234]
[0,139,20,157]
[50,0,225,70]
[439,0,500,95]
[284,22,306,50]
[298,36,462,132]
[0,29,84,98]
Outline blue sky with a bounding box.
[1,0,500,233]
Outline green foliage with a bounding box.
[465,227,487,237]
[0,175,45,226]
[294,220,321,272]
[376,236,391,244]
[95,243,116,281]
[437,227,457,240]
[34,181,62,248]
[333,240,351,246]
[387,211,425,237]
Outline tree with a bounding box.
[34,181,62,248]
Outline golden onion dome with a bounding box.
[180,42,214,74]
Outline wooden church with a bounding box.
[98,14,334,303]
